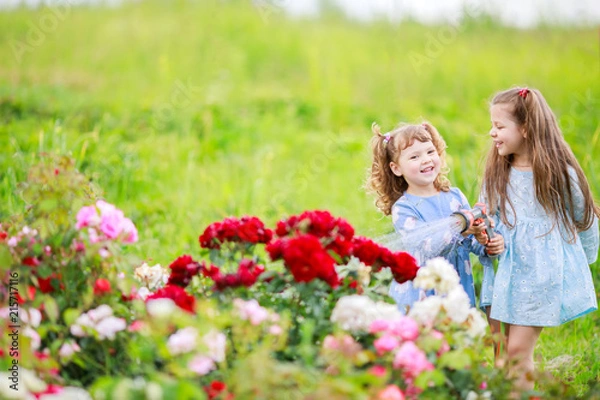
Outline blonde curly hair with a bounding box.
[366,121,450,215]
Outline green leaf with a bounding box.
[0,245,13,275]
[438,349,472,370]
[414,369,446,389]
[38,198,59,213]
[63,308,81,326]
[44,296,59,322]
[36,264,53,279]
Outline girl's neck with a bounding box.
[406,186,440,197]
[511,156,532,171]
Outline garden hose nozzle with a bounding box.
[452,202,495,239]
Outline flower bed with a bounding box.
[0,157,569,399]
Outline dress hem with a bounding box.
[491,305,598,327]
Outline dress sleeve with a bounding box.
[390,194,463,263]
[569,170,599,264]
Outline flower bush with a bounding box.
[0,157,584,399]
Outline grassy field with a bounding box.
[1,0,599,395]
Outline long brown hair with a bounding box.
[366,121,450,215]
[483,87,600,240]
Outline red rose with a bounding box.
[351,236,384,266]
[282,235,339,287]
[381,250,419,283]
[37,274,63,294]
[93,278,112,295]
[16,286,36,304]
[146,285,196,313]
[167,254,201,287]
[22,256,41,267]
[204,380,231,400]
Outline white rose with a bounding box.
[87,305,114,322]
[465,308,489,338]
[203,330,226,362]
[408,296,443,324]
[413,257,460,294]
[442,286,471,324]
[167,327,199,355]
[331,295,402,333]
[95,316,127,340]
[135,263,169,290]
[146,298,176,319]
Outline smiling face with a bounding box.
[390,139,441,196]
[489,104,529,164]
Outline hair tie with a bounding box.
[383,133,391,145]
[518,88,529,99]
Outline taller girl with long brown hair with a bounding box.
[481,87,599,390]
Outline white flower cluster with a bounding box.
[409,257,488,338]
[331,295,403,333]
[413,257,459,294]
[166,327,227,376]
[70,305,127,340]
[134,262,169,300]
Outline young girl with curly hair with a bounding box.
[366,121,504,312]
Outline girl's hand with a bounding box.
[485,234,505,255]
[464,219,488,245]
[463,219,485,239]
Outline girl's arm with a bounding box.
[391,200,459,262]
[570,171,599,264]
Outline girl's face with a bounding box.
[489,104,528,162]
[390,139,441,196]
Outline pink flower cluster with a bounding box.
[369,318,434,380]
[76,200,138,243]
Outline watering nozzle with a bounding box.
[452,202,495,239]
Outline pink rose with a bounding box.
[76,205,100,229]
[189,355,216,376]
[322,335,339,350]
[369,365,387,377]
[119,218,138,243]
[393,342,434,377]
[374,334,400,355]
[431,330,450,355]
[233,299,269,325]
[99,210,125,239]
[369,319,390,334]
[388,317,419,341]
[378,385,405,400]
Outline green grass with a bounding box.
[1,0,599,394]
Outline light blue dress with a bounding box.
[484,168,598,326]
[388,188,494,311]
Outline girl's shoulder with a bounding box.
[447,187,469,204]
[392,194,414,211]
